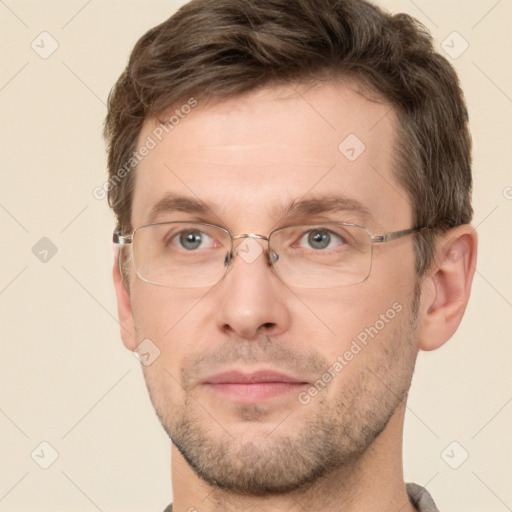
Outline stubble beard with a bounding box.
[143,290,420,496]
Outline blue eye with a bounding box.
[179,231,204,250]
[299,229,344,250]
[168,229,215,251]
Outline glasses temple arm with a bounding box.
[113,231,133,245]
[370,227,429,244]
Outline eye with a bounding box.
[171,229,215,250]
[298,228,344,250]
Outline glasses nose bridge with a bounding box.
[231,233,270,254]
[229,233,277,267]
[231,233,269,243]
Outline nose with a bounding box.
[214,236,291,340]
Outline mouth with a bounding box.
[202,370,309,402]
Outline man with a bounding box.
[104,0,477,510]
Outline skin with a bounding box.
[113,81,477,512]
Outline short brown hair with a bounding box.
[104,0,472,276]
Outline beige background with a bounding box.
[1,0,511,511]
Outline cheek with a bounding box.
[294,284,396,336]
[130,284,212,352]
[131,288,205,406]
[303,288,416,394]
[292,272,414,366]
[372,242,418,293]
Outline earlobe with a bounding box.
[418,225,478,351]
[112,249,138,351]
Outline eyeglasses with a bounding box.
[113,222,428,289]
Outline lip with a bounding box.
[203,370,309,402]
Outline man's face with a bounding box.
[124,81,422,494]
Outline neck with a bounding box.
[170,402,416,512]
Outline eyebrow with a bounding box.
[145,192,373,226]
[148,194,210,223]
[275,194,373,224]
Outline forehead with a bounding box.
[131,81,411,231]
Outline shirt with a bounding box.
[162,482,439,511]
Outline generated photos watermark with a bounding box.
[93,98,198,200]
[298,301,403,405]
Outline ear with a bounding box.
[112,248,138,351]
[417,225,478,351]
